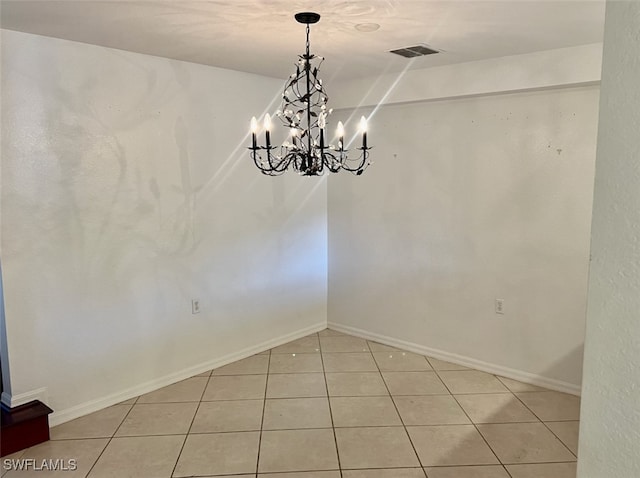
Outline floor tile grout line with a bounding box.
[48,436,120,442]
[203,370,570,382]
[510,392,578,459]
[428,366,509,475]
[83,398,138,477]
[371,340,428,478]
[539,418,580,423]
[501,459,580,465]
[107,390,526,406]
[318,331,344,478]
[68,416,574,440]
[255,347,272,475]
[170,369,213,478]
[499,460,579,466]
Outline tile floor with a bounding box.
[2,329,580,477]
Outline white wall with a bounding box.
[578,1,640,476]
[0,30,327,423]
[328,72,600,390]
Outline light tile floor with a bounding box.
[2,329,580,477]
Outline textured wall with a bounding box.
[328,86,599,389]
[578,2,640,476]
[1,30,327,418]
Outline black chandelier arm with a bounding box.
[314,144,372,175]
[250,147,287,176]
[251,144,371,176]
[339,148,371,175]
[326,147,372,175]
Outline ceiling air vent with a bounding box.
[389,44,439,58]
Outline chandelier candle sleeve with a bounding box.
[264,114,272,149]
[360,116,368,149]
[319,113,325,149]
[250,117,258,149]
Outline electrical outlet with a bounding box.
[495,298,505,315]
[191,299,200,314]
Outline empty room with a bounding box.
[1,1,638,477]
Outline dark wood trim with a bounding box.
[1,400,53,457]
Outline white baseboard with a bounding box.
[1,387,49,407]
[49,321,325,426]
[328,322,581,396]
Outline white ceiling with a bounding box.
[0,0,605,81]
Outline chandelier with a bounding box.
[249,12,371,176]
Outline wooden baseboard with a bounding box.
[1,400,53,457]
